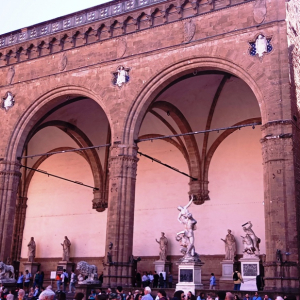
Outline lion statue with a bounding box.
[0,262,15,279]
[76,261,98,283]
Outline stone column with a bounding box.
[103,144,138,287]
[261,121,300,293]
[11,196,28,261]
[0,160,21,262]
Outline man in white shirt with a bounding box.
[68,271,77,293]
[142,287,153,300]
[61,269,68,292]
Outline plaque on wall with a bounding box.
[180,269,193,282]
[243,264,257,276]
[57,266,64,275]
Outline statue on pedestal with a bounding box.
[61,236,71,261]
[175,196,200,262]
[221,230,236,261]
[27,237,36,262]
[241,221,261,257]
[155,232,168,261]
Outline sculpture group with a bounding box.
[175,196,200,262]
[153,196,262,262]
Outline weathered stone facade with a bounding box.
[0,0,299,294]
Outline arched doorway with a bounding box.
[125,62,264,283]
[2,88,111,273]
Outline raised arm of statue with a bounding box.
[177,196,194,223]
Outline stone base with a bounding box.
[176,261,204,295]
[153,260,172,275]
[57,261,75,274]
[23,262,41,274]
[239,256,260,291]
[0,278,16,284]
[220,260,234,280]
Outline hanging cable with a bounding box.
[137,151,198,181]
[18,143,111,160]
[20,165,99,190]
[135,122,261,143]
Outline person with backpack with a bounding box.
[61,270,68,292]
[233,270,243,291]
[116,286,126,300]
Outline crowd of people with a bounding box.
[136,272,173,288]
[0,269,296,300]
[84,288,296,300]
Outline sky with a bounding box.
[0,0,108,35]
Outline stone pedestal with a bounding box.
[153,260,172,274]
[220,260,234,280]
[240,256,260,291]
[57,261,75,274]
[23,262,40,275]
[176,261,204,295]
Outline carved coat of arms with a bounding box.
[112,66,130,87]
[2,91,15,111]
[249,34,272,58]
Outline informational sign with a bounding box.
[243,264,258,276]
[50,271,56,279]
[180,269,193,282]
[56,266,64,275]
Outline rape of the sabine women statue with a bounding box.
[241,221,261,257]
[176,196,200,262]
[221,230,236,261]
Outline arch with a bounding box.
[138,134,190,168]
[204,117,262,180]
[25,120,105,196]
[123,57,265,145]
[23,146,88,197]
[5,85,112,163]
[151,101,201,180]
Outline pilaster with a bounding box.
[261,120,300,293]
[103,144,139,287]
[0,160,21,262]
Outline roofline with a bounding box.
[0,0,166,49]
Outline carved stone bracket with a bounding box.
[189,179,210,205]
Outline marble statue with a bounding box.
[27,237,36,262]
[61,236,71,261]
[155,232,168,261]
[255,34,267,57]
[76,261,99,284]
[221,230,236,260]
[241,221,261,257]
[0,262,15,283]
[176,196,200,262]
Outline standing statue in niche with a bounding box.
[221,230,236,261]
[61,236,71,261]
[27,237,36,262]
[241,221,261,257]
[176,196,200,262]
[155,232,168,261]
